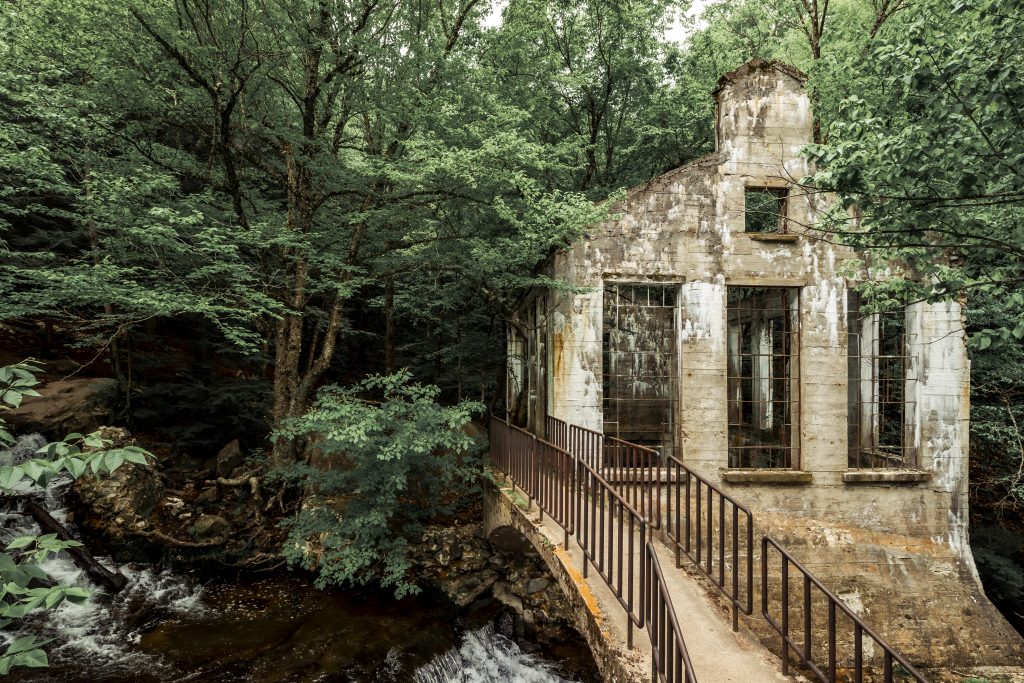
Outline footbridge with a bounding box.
[485,415,928,683]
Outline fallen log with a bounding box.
[24,501,128,594]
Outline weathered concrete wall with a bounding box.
[549,276,603,432]
[522,59,1024,668]
[541,59,975,544]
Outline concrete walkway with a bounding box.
[487,479,792,682]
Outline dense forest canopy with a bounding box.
[3,0,1024,661]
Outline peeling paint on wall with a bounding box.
[680,281,726,352]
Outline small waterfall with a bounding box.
[413,624,575,683]
[0,437,206,680]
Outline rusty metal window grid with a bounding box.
[847,294,917,469]
[602,283,679,462]
[744,187,788,233]
[727,287,800,469]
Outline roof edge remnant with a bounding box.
[712,58,807,98]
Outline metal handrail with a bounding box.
[496,415,928,683]
[761,536,927,683]
[575,453,648,648]
[663,451,754,631]
[605,435,663,530]
[491,416,575,547]
[546,415,663,530]
[491,415,695,680]
[646,541,698,683]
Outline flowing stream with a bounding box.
[0,462,596,682]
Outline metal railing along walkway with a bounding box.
[492,414,928,683]
[491,416,696,682]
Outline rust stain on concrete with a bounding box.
[554,544,603,626]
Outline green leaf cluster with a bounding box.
[272,371,483,597]
[803,0,1024,345]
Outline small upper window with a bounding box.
[744,187,788,233]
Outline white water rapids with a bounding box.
[0,467,205,680]
[0,436,584,682]
[413,624,574,683]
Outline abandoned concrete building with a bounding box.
[505,60,1024,669]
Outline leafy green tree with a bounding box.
[273,371,481,596]
[803,0,1024,346]
[0,2,277,372]
[1,0,605,467]
[488,0,700,194]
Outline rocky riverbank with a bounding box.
[16,423,584,662]
[411,522,579,648]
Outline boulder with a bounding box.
[525,577,550,594]
[193,487,219,505]
[215,439,245,478]
[0,433,46,467]
[8,377,119,440]
[74,427,163,542]
[190,514,231,540]
[492,581,523,613]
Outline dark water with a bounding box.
[0,466,598,682]
[6,566,599,682]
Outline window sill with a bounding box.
[843,470,931,485]
[746,233,799,243]
[720,469,812,485]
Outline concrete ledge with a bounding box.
[720,469,812,485]
[842,469,932,484]
[747,233,799,243]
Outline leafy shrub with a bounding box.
[272,371,483,597]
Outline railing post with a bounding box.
[529,434,537,511]
[828,601,837,683]
[732,506,739,632]
[781,555,790,676]
[640,518,647,639]
[626,510,634,651]
[854,623,863,683]
[803,574,812,663]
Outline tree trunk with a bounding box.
[384,279,395,374]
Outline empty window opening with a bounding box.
[847,294,917,469]
[744,187,788,233]
[602,283,678,463]
[727,287,800,468]
[508,327,528,428]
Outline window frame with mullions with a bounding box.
[726,286,801,469]
[744,185,789,234]
[601,281,680,463]
[846,293,918,470]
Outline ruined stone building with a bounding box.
[506,59,1024,668]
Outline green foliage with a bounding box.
[272,372,483,597]
[0,2,278,354]
[0,636,52,675]
[0,362,43,446]
[0,362,153,674]
[804,0,1024,346]
[491,0,697,194]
